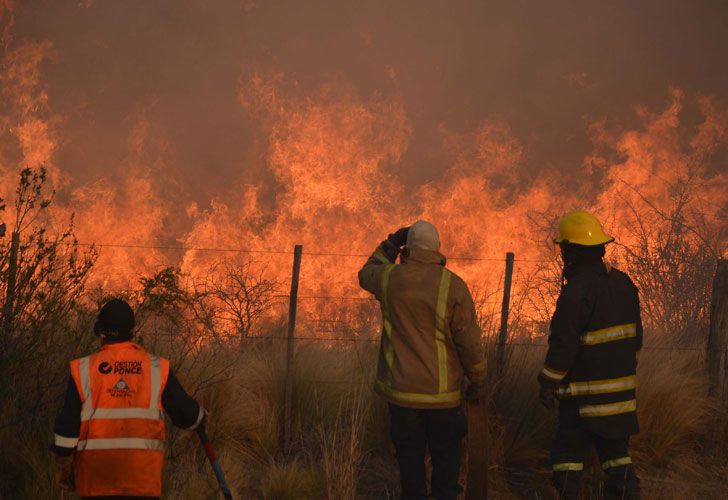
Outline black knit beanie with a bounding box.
[94,299,135,339]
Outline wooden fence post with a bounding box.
[495,252,515,376]
[707,259,728,398]
[283,244,303,453]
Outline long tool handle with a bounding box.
[197,424,233,500]
[465,401,489,500]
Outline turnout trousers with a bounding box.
[552,424,640,500]
[388,403,467,500]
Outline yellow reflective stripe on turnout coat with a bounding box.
[541,261,642,438]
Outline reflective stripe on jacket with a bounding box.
[69,342,170,497]
[359,241,485,409]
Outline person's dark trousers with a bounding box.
[552,425,640,500]
[388,403,467,500]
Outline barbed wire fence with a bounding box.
[74,241,726,386]
[52,241,728,492]
[68,241,727,460]
[74,240,726,346]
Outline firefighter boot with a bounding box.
[553,470,582,500]
[603,464,640,500]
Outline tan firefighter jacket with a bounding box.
[358,240,486,409]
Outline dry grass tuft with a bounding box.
[634,347,714,468]
[258,459,326,499]
[317,385,368,500]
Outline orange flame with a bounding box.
[1,25,726,337]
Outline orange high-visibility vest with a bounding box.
[69,342,169,497]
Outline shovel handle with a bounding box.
[197,425,233,500]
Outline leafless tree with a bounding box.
[198,260,281,345]
[0,167,97,435]
[615,172,725,346]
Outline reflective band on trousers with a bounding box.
[581,323,637,345]
[77,438,165,451]
[556,375,636,397]
[78,353,163,421]
[541,366,567,382]
[602,457,632,469]
[579,399,637,417]
[55,434,79,448]
[435,268,452,393]
[553,462,584,471]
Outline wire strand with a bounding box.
[234,336,717,352]
[73,242,553,263]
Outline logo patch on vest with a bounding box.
[97,360,143,376]
[108,378,135,397]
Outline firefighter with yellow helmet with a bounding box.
[539,211,642,499]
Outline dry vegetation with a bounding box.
[2,169,728,499]
[4,327,728,499]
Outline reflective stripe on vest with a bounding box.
[78,355,92,418]
[579,399,637,417]
[77,438,165,451]
[556,375,636,397]
[581,323,637,345]
[435,268,452,393]
[82,408,163,420]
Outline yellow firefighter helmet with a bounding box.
[554,210,614,246]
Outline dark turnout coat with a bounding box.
[539,260,642,439]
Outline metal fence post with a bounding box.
[495,252,515,377]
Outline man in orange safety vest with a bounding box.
[51,299,205,499]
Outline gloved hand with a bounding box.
[387,227,410,248]
[55,454,74,491]
[465,381,487,405]
[539,385,556,410]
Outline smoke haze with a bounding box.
[1,0,727,294]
